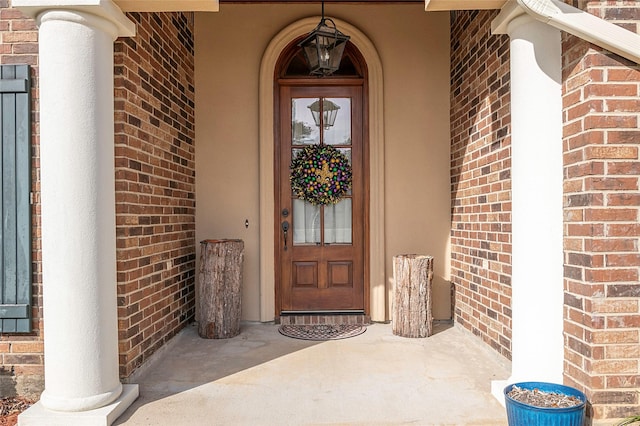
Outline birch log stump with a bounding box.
[392,254,434,338]
[198,239,244,339]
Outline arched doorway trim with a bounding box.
[259,17,386,322]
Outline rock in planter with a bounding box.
[198,239,244,339]
[504,381,586,426]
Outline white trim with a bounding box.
[13,0,218,17]
[115,0,218,12]
[493,0,640,64]
[258,17,387,322]
[13,0,135,37]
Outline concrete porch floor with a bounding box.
[115,321,511,425]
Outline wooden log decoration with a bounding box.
[392,254,434,338]
[198,239,244,339]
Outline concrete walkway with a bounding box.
[115,322,511,426]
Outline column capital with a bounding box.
[12,0,135,37]
[492,0,640,63]
[491,1,527,35]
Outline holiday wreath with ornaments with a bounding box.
[290,144,352,205]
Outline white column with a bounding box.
[492,8,564,398]
[13,1,138,424]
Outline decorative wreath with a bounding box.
[290,144,352,205]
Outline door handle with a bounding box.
[282,220,290,251]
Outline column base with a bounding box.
[491,378,508,407]
[18,384,138,426]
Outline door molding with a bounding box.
[259,17,386,322]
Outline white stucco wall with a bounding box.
[195,4,451,321]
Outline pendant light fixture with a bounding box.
[298,0,350,76]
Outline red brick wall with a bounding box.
[114,12,196,378]
[450,10,513,359]
[0,1,43,400]
[562,1,640,419]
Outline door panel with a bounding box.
[292,261,317,288]
[328,261,352,287]
[277,85,364,313]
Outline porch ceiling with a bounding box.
[424,0,506,10]
[218,0,423,2]
[218,0,506,8]
[113,0,506,11]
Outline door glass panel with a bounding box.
[323,98,351,146]
[324,198,352,244]
[291,97,353,246]
[292,98,320,145]
[293,199,321,244]
[338,148,352,195]
[290,148,303,195]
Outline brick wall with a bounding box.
[0,1,43,400]
[450,10,513,359]
[114,12,196,379]
[562,1,640,419]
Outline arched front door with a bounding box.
[274,42,369,316]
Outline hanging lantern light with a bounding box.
[308,99,340,130]
[298,0,350,76]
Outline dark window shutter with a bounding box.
[0,64,31,333]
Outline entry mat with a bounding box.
[278,324,366,341]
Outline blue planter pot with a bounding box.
[504,382,587,426]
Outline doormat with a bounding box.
[278,324,366,341]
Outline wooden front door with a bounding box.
[276,84,366,313]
